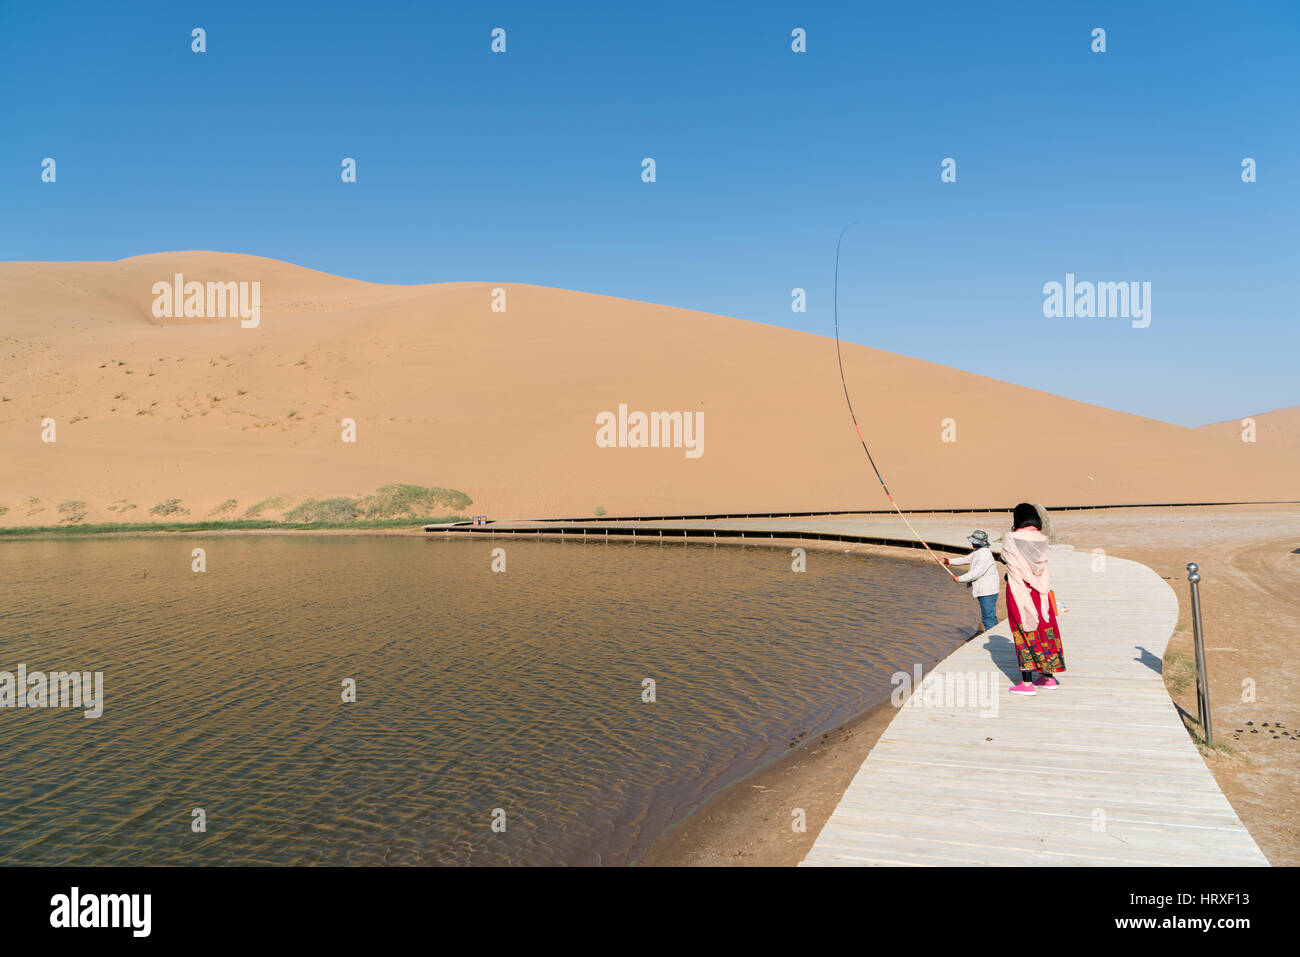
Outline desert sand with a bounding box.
[1198,406,1300,455]
[2,252,1298,526]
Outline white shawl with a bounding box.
[1002,528,1051,632]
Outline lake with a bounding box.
[0,535,971,865]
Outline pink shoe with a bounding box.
[1009,682,1037,696]
[1033,676,1059,689]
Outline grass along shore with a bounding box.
[0,516,468,537]
[0,483,473,536]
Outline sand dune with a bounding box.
[1,252,1296,526]
[1197,406,1300,455]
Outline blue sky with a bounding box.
[3,0,1296,425]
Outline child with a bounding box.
[943,530,999,637]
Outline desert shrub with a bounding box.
[244,495,292,518]
[150,498,190,517]
[284,497,361,524]
[359,484,472,519]
[57,500,88,523]
[209,499,239,517]
[594,505,607,517]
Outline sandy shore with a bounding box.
[638,505,1299,866]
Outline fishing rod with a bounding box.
[833,222,958,582]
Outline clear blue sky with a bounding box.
[3,1,1296,426]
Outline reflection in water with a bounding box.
[0,535,970,865]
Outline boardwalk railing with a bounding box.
[432,500,1299,529]
[1187,563,1214,747]
[427,520,978,555]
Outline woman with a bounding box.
[1002,503,1065,696]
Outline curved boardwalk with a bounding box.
[801,544,1269,867]
[434,515,1269,866]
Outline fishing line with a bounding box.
[833,222,957,582]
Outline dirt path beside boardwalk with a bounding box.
[639,505,1300,866]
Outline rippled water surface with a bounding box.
[0,535,971,865]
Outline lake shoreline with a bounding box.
[634,535,972,866]
[635,684,904,866]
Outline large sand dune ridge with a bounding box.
[1,252,1296,525]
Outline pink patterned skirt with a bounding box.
[1005,581,1066,675]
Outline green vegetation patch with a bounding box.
[2,483,472,535]
[360,483,473,518]
[284,497,361,524]
[57,500,87,524]
[1163,648,1196,697]
[0,516,469,537]
[245,495,293,519]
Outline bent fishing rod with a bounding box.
[833,222,958,582]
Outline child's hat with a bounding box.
[968,530,990,548]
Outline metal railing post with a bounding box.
[1187,562,1213,746]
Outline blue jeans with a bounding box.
[977,594,998,633]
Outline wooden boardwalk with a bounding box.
[801,543,1269,867]
[433,515,1269,866]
